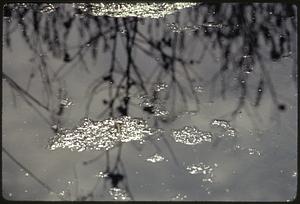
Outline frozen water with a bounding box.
[247,148,261,157]
[153,82,168,92]
[109,188,131,201]
[210,119,231,130]
[171,193,187,201]
[95,171,109,178]
[139,95,154,107]
[171,126,212,145]
[193,85,204,93]
[39,4,56,14]
[154,107,169,117]
[73,3,198,18]
[139,94,169,117]
[48,116,154,152]
[201,22,226,28]
[60,98,73,107]
[241,55,254,74]
[186,162,215,183]
[146,153,165,163]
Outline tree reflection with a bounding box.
[2,2,297,201]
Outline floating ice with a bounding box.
[39,4,56,13]
[186,162,215,183]
[202,22,226,29]
[48,116,154,152]
[153,82,168,92]
[172,126,212,145]
[171,193,187,201]
[167,23,200,33]
[109,188,131,201]
[139,94,169,117]
[73,3,198,18]
[154,107,169,117]
[59,191,65,197]
[187,163,213,175]
[223,128,237,138]
[210,119,231,130]
[176,111,198,119]
[60,98,73,107]
[95,171,109,178]
[193,85,204,93]
[247,148,261,156]
[241,55,254,74]
[146,153,165,163]
[167,22,226,33]
[139,95,154,107]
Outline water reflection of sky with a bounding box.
[2,3,297,201]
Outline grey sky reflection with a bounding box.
[2,3,297,201]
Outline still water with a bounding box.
[2,3,297,201]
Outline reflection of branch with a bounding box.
[256,53,279,105]
[2,147,64,201]
[3,72,51,125]
[153,121,180,167]
[231,76,246,117]
[3,72,49,111]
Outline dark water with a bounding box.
[2,3,297,201]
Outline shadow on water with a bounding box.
[2,3,297,201]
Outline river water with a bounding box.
[2,3,297,201]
